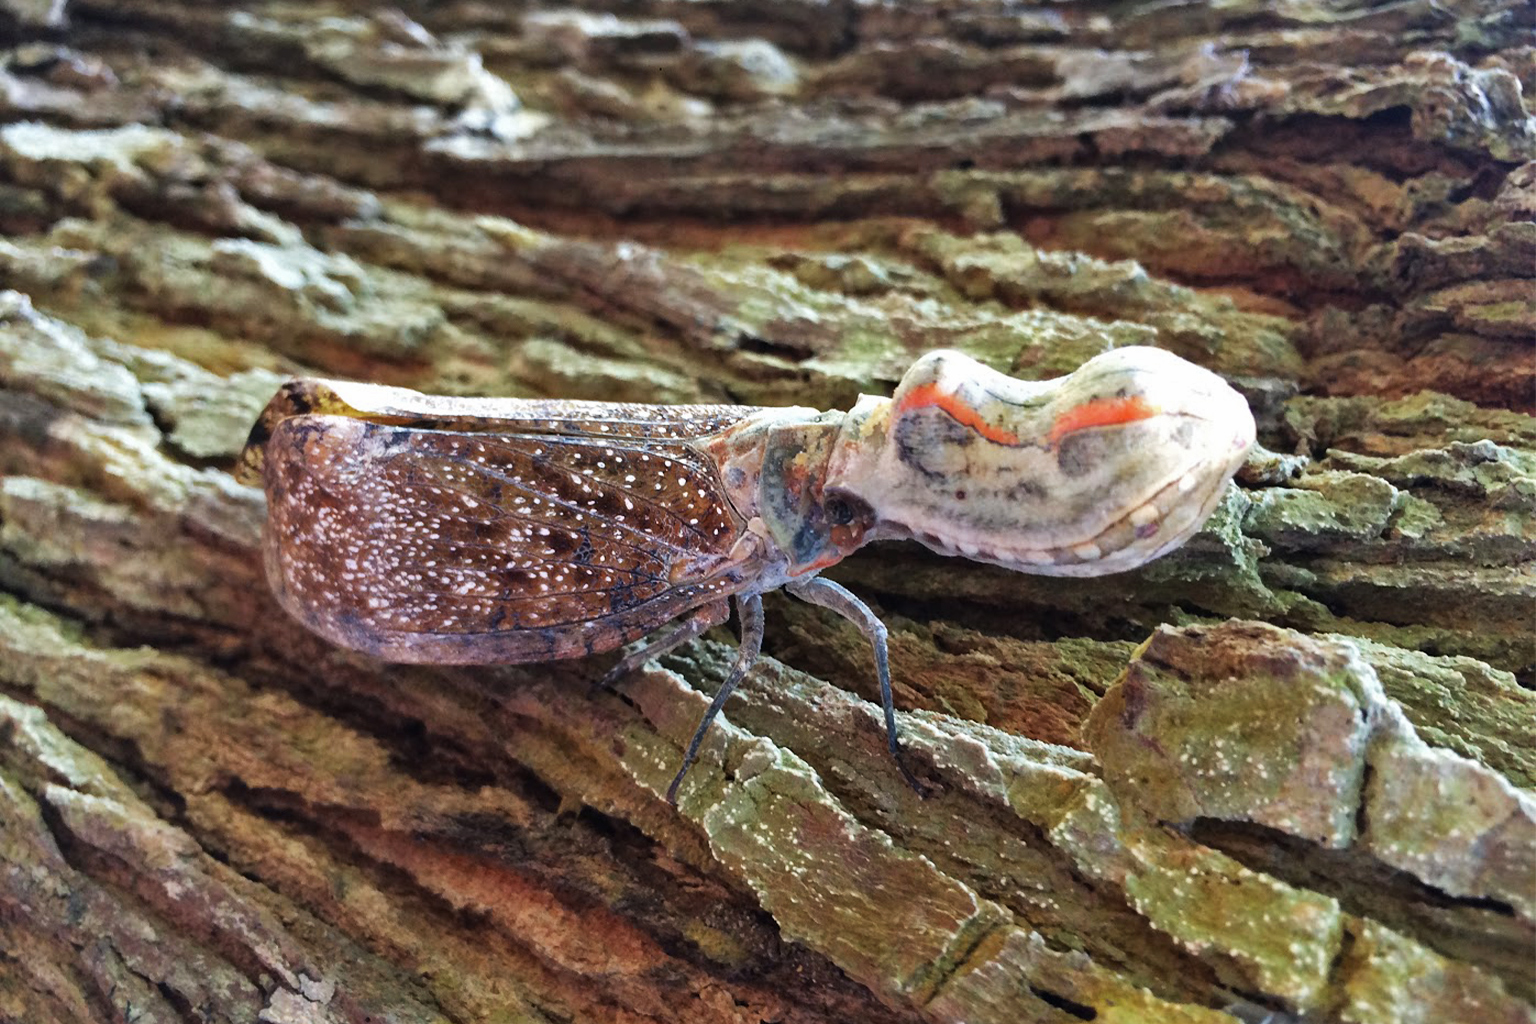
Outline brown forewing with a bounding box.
[258,401,765,664]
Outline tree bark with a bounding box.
[0,1,1531,1022]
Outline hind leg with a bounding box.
[595,599,731,692]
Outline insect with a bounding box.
[237,347,1255,802]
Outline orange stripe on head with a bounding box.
[895,382,1021,445]
[1047,395,1158,448]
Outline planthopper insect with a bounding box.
[237,347,1255,802]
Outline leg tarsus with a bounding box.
[784,576,929,798]
[666,592,764,804]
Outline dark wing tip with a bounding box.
[234,378,349,485]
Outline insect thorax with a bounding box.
[705,409,875,582]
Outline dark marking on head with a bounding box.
[894,411,973,481]
[1005,478,1047,502]
[1056,431,1108,478]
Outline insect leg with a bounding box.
[783,576,926,797]
[666,592,764,804]
[596,599,731,692]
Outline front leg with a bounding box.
[783,576,925,796]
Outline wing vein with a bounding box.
[445,449,731,550]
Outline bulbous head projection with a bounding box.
[826,347,1255,576]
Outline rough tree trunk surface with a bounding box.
[0,1,1531,1022]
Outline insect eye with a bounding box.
[828,493,875,528]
